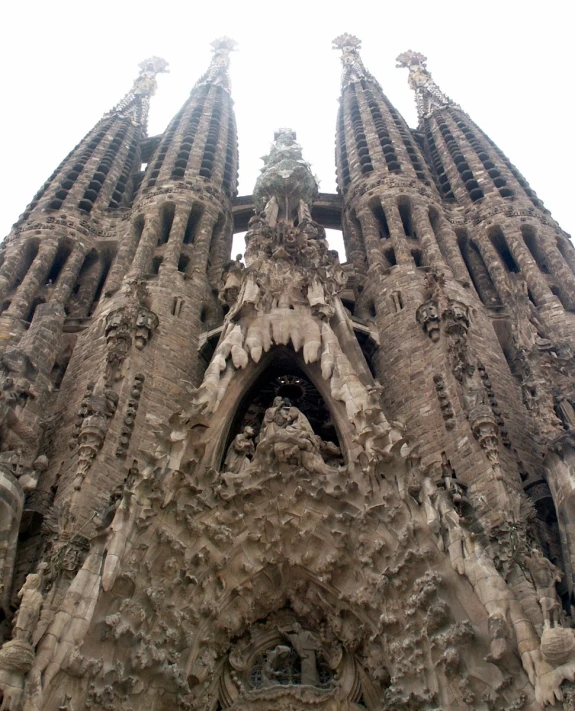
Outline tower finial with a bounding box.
[396,50,459,120]
[332,34,371,87]
[195,37,238,93]
[107,57,169,128]
[253,129,318,226]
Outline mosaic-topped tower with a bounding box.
[2,36,575,711]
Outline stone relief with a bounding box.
[104,281,158,381]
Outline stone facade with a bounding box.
[1,33,575,711]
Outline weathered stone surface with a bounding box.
[0,35,574,711]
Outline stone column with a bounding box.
[161,204,189,270]
[69,256,105,318]
[380,198,411,264]
[433,214,469,282]
[187,211,219,275]
[129,210,161,277]
[503,227,553,306]
[472,232,512,306]
[556,235,575,277]
[342,211,367,272]
[51,246,87,304]
[105,219,141,295]
[0,467,24,612]
[208,214,233,286]
[0,247,32,303]
[537,233,575,309]
[465,242,500,306]
[6,240,60,320]
[357,209,386,270]
[412,202,445,271]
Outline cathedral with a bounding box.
[2,32,575,710]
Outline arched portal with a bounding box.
[222,354,344,470]
[202,346,360,473]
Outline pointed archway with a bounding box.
[200,345,361,472]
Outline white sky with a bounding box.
[1,0,573,259]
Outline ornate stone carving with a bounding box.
[106,56,169,127]
[71,386,118,490]
[433,374,455,430]
[332,34,372,87]
[115,374,144,459]
[222,425,255,475]
[104,282,158,379]
[134,308,158,350]
[396,50,460,120]
[253,129,318,225]
[194,37,237,93]
[416,299,440,341]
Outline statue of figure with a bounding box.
[256,398,331,473]
[458,363,489,417]
[260,644,292,688]
[13,563,47,643]
[223,426,255,475]
[416,300,440,341]
[134,307,159,349]
[523,547,563,629]
[421,472,465,575]
[282,623,322,686]
[220,255,245,307]
[72,387,119,490]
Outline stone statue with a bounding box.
[256,397,332,474]
[523,547,563,629]
[13,562,46,643]
[260,644,292,688]
[220,255,245,307]
[281,622,323,686]
[223,426,255,475]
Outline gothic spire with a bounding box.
[193,37,237,94]
[333,35,434,195]
[106,56,169,130]
[396,50,459,121]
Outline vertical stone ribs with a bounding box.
[363,86,399,172]
[170,87,209,181]
[349,85,374,175]
[424,122,456,199]
[336,104,351,190]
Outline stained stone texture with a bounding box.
[1,34,575,711]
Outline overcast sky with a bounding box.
[1,0,573,259]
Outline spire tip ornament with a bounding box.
[332,34,372,87]
[107,56,169,129]
[396,49,459,120]
[211,37,238,54]
[332,33,362,52]
[195,37,237,93]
